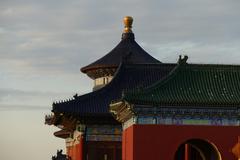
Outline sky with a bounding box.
[0,0,240,160]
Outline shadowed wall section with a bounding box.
[123,124,240,160]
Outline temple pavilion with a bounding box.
[46,17,240,160]
[46,16,174,160]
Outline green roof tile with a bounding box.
[124,62,240,107]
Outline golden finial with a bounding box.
[123,16,133,33]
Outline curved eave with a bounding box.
[80,33,160,76]
[52,62,176,118]
[52,63,126,115]
[81,65,118,79]
[81,64,118,74]
[54,129,71,139]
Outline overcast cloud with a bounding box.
[0,0,240,109]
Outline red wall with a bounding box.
[122,126,134,160]
[123,124,240,160]
[66,136,84,160]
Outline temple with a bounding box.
[45,16,170,160]
[46,17,240,160]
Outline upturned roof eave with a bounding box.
[52,63,176,115]
[80,33,160,74]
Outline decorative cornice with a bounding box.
[110,101,135,123]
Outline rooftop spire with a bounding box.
[123,16,133,33]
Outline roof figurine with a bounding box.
[177,55,188,64]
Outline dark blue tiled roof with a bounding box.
[53,63,175,116]
[81,33,160,73]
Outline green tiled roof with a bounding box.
[124,61,240,107]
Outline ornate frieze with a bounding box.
[132,106,240,126]
[116,104,240,129]
[85,125,122,142]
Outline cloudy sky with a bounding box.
[0,0,240,160]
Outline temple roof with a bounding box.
[123,58,240,107]
[52,63,175,116]
[81,33,160,74]
[81,17,160,75]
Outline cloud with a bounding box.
[1,0,240,71]
[0,0,240,109]
[0,104,48,111]
[141,41,240,64]
[0,88,78,110]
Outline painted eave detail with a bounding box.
[110,100,135,123]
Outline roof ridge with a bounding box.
[123,60,184,99]
[123,58,240,106]
[185,63,240,68]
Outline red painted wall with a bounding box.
[66,136,84,160]
[123,124,240,160]
[122,126,134,160]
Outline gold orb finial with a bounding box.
[123,16,133,33]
